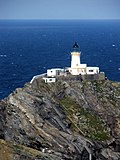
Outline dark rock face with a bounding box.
[0,101,6,139]
[0,79,120,159]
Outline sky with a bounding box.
[0,0,120,19]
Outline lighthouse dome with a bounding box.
[73,42,80,48]
[72,42,80,52]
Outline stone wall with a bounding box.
[81,72,105,81]
[56,72,105,82]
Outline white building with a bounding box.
[68,42,99,75]
[43,77,56,83]
[47,68,64,77]
[86,67,99,75]
[42,68,64,83]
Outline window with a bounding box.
[89,70,94,72]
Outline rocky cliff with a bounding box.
[0,78,120,160]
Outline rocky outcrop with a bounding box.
[0,78,120,159]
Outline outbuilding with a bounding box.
[47,68,64,77]
[86,67,99,75]
[43,77,56,83]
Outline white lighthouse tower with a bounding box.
[71,42,81,68]
[68,42,87,75]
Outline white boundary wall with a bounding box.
[30,73,47,84]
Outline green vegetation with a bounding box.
[91,80,104,92]
[92,81,120,106]
[59,96,110,141]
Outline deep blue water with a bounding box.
[0,20,120,99]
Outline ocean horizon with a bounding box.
[0,19,120,99]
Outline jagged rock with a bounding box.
[0,79,120,159]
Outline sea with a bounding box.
[0,20,120,99]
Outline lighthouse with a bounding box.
[68,42,87,75]
[71,42,81,68]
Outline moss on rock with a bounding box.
[59,96,110,141]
